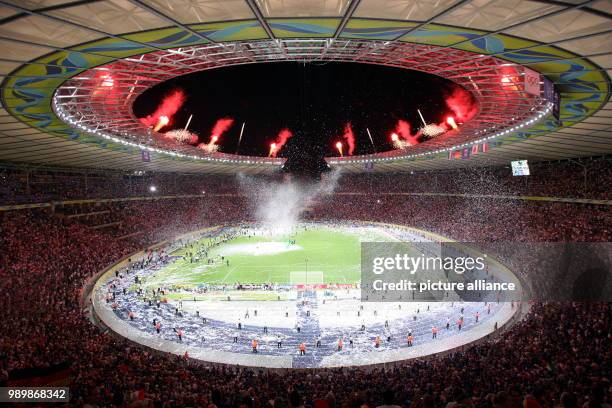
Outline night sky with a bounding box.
[134,62,462,173]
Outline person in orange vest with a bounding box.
[176,328,183,342]
[299,342,306,356]
[475,311,480,322]
[252,339,258,353]
[432,326,438,339]
[128,311,135,321]
[155,322,161,334]
[337,338,343,351]
[407,334,414,347]
[374,336,381,348]
[457,318,463,330]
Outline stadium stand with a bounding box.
[1,164,610,406]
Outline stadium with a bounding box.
[0,0,610,407]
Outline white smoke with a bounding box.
[237,169,342,235]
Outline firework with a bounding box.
[342,123,356,155]
[197,133,221,153]
[421,123,446,137]
[210,118,234,141]
[393,120,420,147]
[336,141,343,157]
[198,141,219,153]
[269,142,277,157]
[445,86,477,121]
[236,122,246,154]
[415,110,446,138]
[269,128,293,158]
[184,114,193,131]
[366,128,376,152]
[165,129,198,144]
[153,115,169,132]
[417,109,428,127]
[391,132,412,149]
[140,89,186,129]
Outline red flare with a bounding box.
[269,128,293,158]
[394,120,420,145]
[140,89,186,129]
[396,120,412,139]
[275,129,292,146]
[210,118,234,141]
[200,131,221,153]
[269,142,277,157]
[446,116,458,130]
[391,130,414,149]
[336,141,343,156]
[342,123,356,156]
[444,87,477,122]
[153,115,169,132]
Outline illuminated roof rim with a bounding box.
[50,38,551,164]
[1,14,609,173]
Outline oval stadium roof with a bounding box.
[0,0,610,174]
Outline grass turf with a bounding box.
[142,226,389,288]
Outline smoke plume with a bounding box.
[139,89,186,129]
[237,169,342,234]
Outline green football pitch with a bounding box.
[143,225,394,288]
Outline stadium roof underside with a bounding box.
[0,0,610,174]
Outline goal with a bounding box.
[289,271,324,285]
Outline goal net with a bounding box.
[289,271,324,285]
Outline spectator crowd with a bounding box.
[0,167,610,407]
[1,158,610,205]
